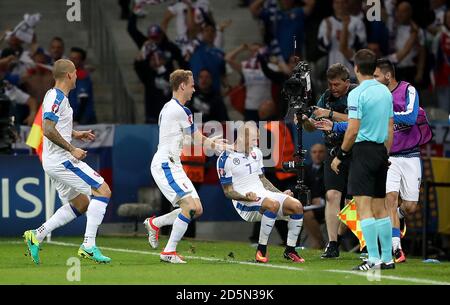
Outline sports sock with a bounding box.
[361,218,380,264]
[397,207,405,220]
[392,227,402,251]
[258,210,277,247]
[377,217,393,263]
[153,208,181,228]
[163,213,190,253]
[36,204,82,242]
[257,244,267,256]
[287,214,303,248]
[83,197,109,249]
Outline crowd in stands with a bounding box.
[122,0,450,123]
[0,15,97,129]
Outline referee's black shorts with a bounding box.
[324,151,351,199]
[348,141,389,198]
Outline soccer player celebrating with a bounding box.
[373,59,425,263]
[216,122,305,264]
[24,59,112,264]
[144,69,229,264]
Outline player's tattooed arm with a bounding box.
[259,174,282,193]
[43,119,87,160]
[222,184,259,202]
[43,119,75,152]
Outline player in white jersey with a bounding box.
[217,122,305,264]
[23,59,112,264]
[143,69,229,264]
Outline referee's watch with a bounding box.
[328,110,334,119]
[337,148,350,161]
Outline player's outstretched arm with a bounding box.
[259,174,282,193]
[192,130,232,152]
[43,119,87,160]
[222,184,259,202]
[72,130,96,142]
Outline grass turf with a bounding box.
[0,236,449,285]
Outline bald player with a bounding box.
[217,122,306,263]
[24,59,112,264]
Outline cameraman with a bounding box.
[299,63,357,259]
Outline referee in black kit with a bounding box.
[331,49,395,271]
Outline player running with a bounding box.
[23,59,112,264]
[216,122,305,263]
[144,69,229,264]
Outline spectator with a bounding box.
[118,0,131,20]
[432,9,450,112]
[391,1,426,86]
[348,0,364,20]
[68,47,97,124]
[303,0,333,63]
[363,1,390,57]
[0,35,31,81]
[318,0,367,77]
[428,0,448,35]
[162,0,231,52]
[134,49,171,123]
[47,37,65,64]
[303,143,327,250]
[258,53,299,117]
[0,49,19,84]
[2,81,38,126]
[250,0,316,61]
[127,13,188,71]
[1,50,37,126]
[162,0,212,40]
[189,23,226,93]
[186,69,229,122]
[22,47,54,105]
[384,0,398,36]
[226,43,272,121]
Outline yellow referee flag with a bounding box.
[25,105,43,161]
[338,199,366,251]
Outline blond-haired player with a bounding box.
[144,69,230,263]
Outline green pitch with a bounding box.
[1,236,449,285]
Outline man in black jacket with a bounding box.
[134,49,171,123]
[127,13,188,71]
[185,69,229,123]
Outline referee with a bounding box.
[331,49,395,271]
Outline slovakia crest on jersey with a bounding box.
[251,151,257,159]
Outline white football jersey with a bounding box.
[393,25,425,68]
[153,98,197,164]
[318,15,367,76]
[42,88,73,167]
[216,147,266,195]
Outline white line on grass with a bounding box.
[49,241,305,272]
[326,269,450,285]
[3,240,449,285]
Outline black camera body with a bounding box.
[282,61,314,117]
